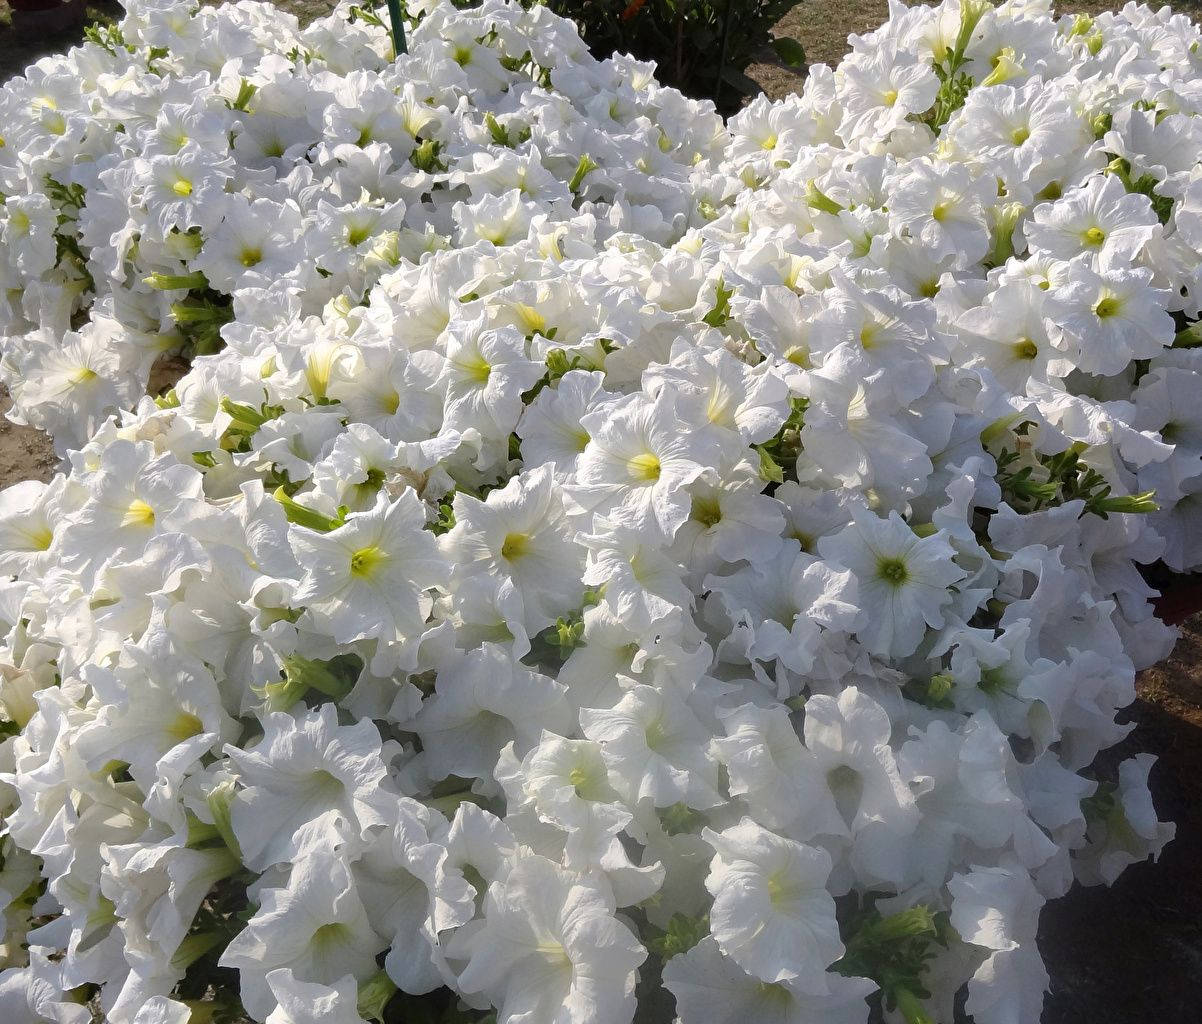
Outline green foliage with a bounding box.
[538,0,806,112]
[702,278,734,328]
[995,438,1158,520]
[658,801,708,836]
[273,487,349,532]
[522,588,601,668]
[903,671,956,711]
[42,175,95,293]
[169,291,234,357]
[913,0,989,132]
[832,904,954,1024]
[84,11,131,56]
[1106,157,1174,225]
[218,395,285,452]
[646,911,710,958]
[258,652,365,711]
[754,396,808,486]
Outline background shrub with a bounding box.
[540,0,807,111]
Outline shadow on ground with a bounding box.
[1037,625,1202,1024]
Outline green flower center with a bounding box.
[876,555,910,586]
[691,496,722,529]
[1012,337,1039,360]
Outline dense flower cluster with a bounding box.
[0,0,1193,1021]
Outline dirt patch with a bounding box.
[0,385,57,488]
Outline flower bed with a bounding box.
[0,0,1196,1021]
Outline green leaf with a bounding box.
[702,278,735,328]
[756,445,784,484]
[205,780,242,860]
[719,65,762,97]
[771,36,807,67]
[569,154,599,194]
[273,487,346,533]
[356,970,398,1023]
[647,912,710,959]
[833,904,952,1024]
[658,802,707,836]
[145,271,209,291]
[229,78,257,113]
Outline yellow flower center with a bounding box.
[784,345,811,368]
[122,500,156,529]
[166,710,204,742]
[627,452,661,482]
[69,366,98,385]
[460,353,492,384]
[27,525,54,551]
[312,922,350,949]
[349,544,387,578]
[500,532,531,561]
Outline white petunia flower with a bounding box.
[580,684,723,810]
[0,950,90,1024]
[948,859,1049,1024]
[818,507,966,658]
[291,490,450,645]
[1025,174,1159,266]
[264,970,367,1024]
[411,643,572,784]
[569,392,717,538]
[456,856,646,1024]
[219,848,387,1022]
[441,464,585,633]
[703,818,844,988]
[662,937,874,1024]
[353,797,475,994]
[225,704,396,870]
[712,703,847,840]
[438,316,543,438]
[1052,263,1175,376]
[802,687,920,888]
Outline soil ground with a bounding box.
[1,1,1201,1021]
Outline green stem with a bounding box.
[385,0,407,56]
